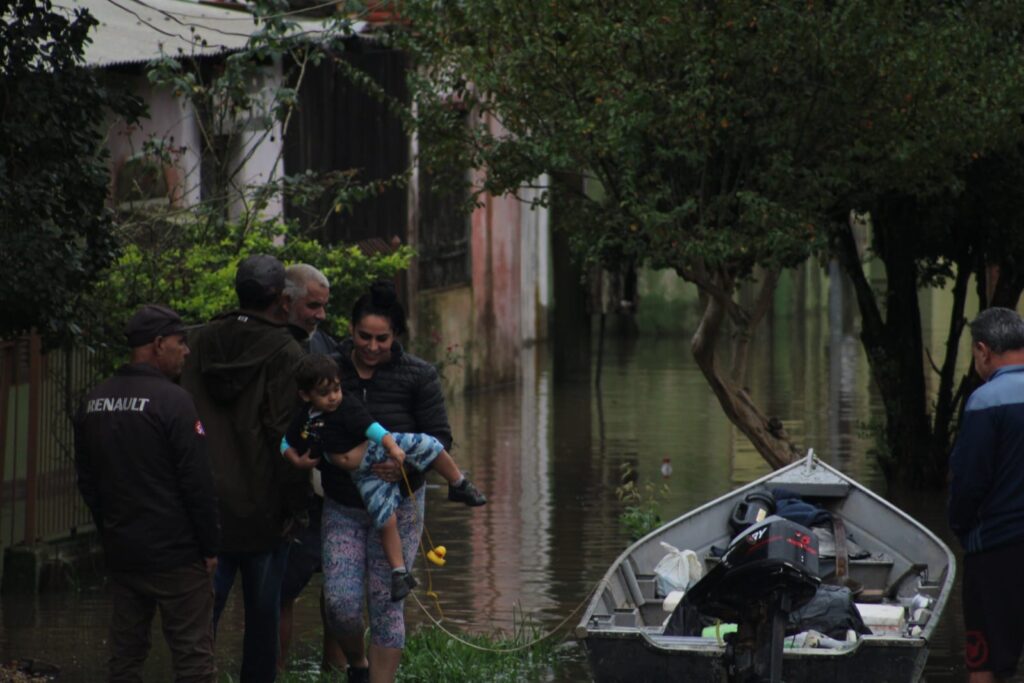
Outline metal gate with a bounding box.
[1,336,94,558]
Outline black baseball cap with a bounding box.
[125,304,186,347]
[235,254,286,308]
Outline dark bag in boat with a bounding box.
[786,584,871,639]
[662,586,869,640]
[771,488,832,528]
[663,596,709,637]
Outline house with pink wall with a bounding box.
[69,0,553,391]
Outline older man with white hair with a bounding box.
[283,263,338,355]
[279,262,347,674]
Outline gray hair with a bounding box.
[284,263,330,301]
[969,307,1024,353]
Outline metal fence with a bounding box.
[1,335,95,555]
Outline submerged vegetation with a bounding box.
[396,621,567,683]
[615,463,670,540]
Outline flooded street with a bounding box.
[0,287,974,681]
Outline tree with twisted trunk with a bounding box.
[395,0,1024,479]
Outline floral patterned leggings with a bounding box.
[321,488,425,648]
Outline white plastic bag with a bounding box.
[654,541,704,597]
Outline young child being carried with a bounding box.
[281,354,486,601]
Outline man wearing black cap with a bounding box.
[181,254,308,682]
[75,304,220,682]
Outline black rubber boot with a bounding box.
[347,665,370,683]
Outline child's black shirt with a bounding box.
[285,393,376,457]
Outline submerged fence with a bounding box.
[1,335,95,561]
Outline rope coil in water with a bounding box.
[400,466,446,618]
[410,591,596,653]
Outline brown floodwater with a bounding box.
[0,289,981,681]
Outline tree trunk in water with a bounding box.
[550,180,592,383]
[833,210,936,485]
[951,261,1024,439]
[987,263,1024,311]
[690,271,800,471]
[928,258,970,480]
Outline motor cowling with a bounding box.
[729,490,777,537]
[687,515,820,622]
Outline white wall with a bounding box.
[518,175,552,344]
[229,61,285,220]
[104,73,203,207]
[103,62,286,220]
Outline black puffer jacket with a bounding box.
[320,339,452,508]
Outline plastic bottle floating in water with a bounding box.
[661,458,673,478]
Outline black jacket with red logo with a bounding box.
[74,363,220,572]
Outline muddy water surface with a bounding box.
[0,311,972,681]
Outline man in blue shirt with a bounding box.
[949,306,1024,682]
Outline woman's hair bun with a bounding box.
[369,280,398,308]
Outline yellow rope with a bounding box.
[397,466,598,652]
[410,586,597,654]
[400,466,444,618]
[402,468,437,550]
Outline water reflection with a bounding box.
[425,309,887,637]
[0,292,972,680]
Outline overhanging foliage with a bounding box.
[0,0,145,342]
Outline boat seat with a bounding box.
[767,469,851,498]
[618,561,670,626]
[612,607,640,627]
[820,555,900,604]
[618,559,648,608]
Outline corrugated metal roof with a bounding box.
[53,0,367,67]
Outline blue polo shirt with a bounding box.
[949,364,1024,554]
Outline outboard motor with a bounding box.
[729,490,776,536]
[685,515,820,683]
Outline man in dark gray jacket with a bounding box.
[181,255,307,682]
[75,304,219,682]
[278,262,347,673]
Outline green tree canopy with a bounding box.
[0,0,145,343]
[397,0,1024,476]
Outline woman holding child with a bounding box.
[317,281,476,683]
